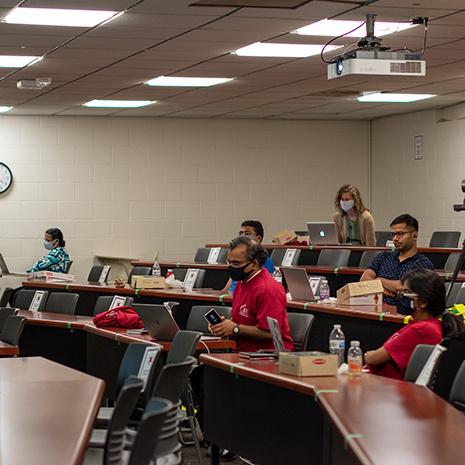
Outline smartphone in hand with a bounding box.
[204,308,223,326]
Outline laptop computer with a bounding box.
[0,253,25,276]
[281,266,317,302]
[306,222,339,246]
[133,303,180,341]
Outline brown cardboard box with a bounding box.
[273,229,297,245]
[131,275,165,289]
[278,351,338,376]
[337,280,383,305]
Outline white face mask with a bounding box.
[340,199,354,212]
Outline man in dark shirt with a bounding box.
[360,214,434,314]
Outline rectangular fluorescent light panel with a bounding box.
[147,76,232,87]
[3,8,119,27]
[235,42,340,57]
[358,93,435,103]
[83,100,155,108]
[296,19,413,38]
[0,107,12,113]
[0,55,40,67]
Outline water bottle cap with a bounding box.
[351,340,360,347]
[333,324,341,329]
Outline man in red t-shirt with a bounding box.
[210,235,293,352]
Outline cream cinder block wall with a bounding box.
[371,109,465,247]
[0,115,369,280]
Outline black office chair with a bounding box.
[429,231,461,248]
[127,266,152,284]
[358,250,380,269]
[93,295,134,316]
[65,261,73,273]
[43,292,80,315]
[87,265,111,282]
[0,307,17,335]
[445,282,464,307]
[404,344,437,384]
[0,287,14,307]
[186,305,232,334]
[194,247,210,262]
[317,249,351,268]
[449,360,465,414]
[287,313,315,352]
[13,289,49,311]
[172,268,206,289]
[444,253,464,272]
[1,315,27,346]
[375,231,392,247]
[270,248,301,266]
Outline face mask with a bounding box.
[44,240,55,251]
[340,199,354,212]
[228,262,252,282]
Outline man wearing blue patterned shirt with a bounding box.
[360,214,434,314]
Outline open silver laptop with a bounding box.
[281,266,317,302]
[306,222,339,246]
[133,304,180,341]
[0,253,25,275]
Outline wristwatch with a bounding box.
[233,324,240,335]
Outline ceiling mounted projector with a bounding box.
[17,77,52,90]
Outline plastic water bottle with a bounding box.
[319,278,330,301]
[152,261,161,277]
[348,340,363,377]
[272,267,282,284]
[329,324,345,367]
[166,269,174,279]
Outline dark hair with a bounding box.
[228,235,268,266]
[334,184,367,215]
[46,228,65,247]
[390,214,419,232]
[402,269,465,339]
[241,220,264,239]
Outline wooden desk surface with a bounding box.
[0,356,104,465]
[201,353,465,465]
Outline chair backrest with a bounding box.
[43,292,79,315]
[0,287,14,307]
[186,305,232,334]
[128,397,177,465]
[429,231,461,248]
[164,301,180,317]
[103,376,144,465]
[65,261,73,273]
[87,265,111,282]
[404,344,435,383]
[0,307,17,335]
[172,268,205,289]
[93,295,134,316]
[454,286,465,306]
[287,313,315,352]
[194,247,209,262]
[358,250,380,269]
[128,266,152,283]
[445,282,464,307]
[1,315,27,346]
[217,248,228,263]
[166,330,202,364]
[317,249,351,268]
[13,289,49,311]
[270,249,300,266]
[449,360,465,414]
[375,231,391,247]
[444,253,464,272]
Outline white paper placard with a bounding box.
[98,265,111,283]
[308,277,321,295]
[183,268,199,290]
[109,295,127,309]
[207,247,221,264]
[29,290,46,311]
[415,344,447,386]
[282,249,297,266]
[137,346,161,391]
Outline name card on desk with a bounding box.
[98,266,111,283]
[207,247,221,264]
[282,249,297,266]
[183,269,199,290]
[29,290,46,311]
[109,295,127,310]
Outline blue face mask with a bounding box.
[44,240,55,251]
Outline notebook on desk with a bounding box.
[281,266,317,302]
[306,222,340,246]
[0,253,25,275]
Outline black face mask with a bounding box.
[228,261,252,282]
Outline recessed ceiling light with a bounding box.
[296,19,414,37]
[0,107,12,113]
[0,55,40,68]
[83,100,156,108]
[147,76,233,87]
[234,42,340,58]
[357,93,435,103]
[3,7,121,27]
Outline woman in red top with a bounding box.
[365,268,465,380]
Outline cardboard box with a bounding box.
[131,275,165,289]
[273,229,297,245]
[337,280,383,305]
[25,270,74,282]
[279,351,338,377]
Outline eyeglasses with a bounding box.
[238,231,256,237]
[390,230,415,239]
[226,259,251,268]
[397,291,419,298]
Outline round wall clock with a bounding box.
[0,162,12,194]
